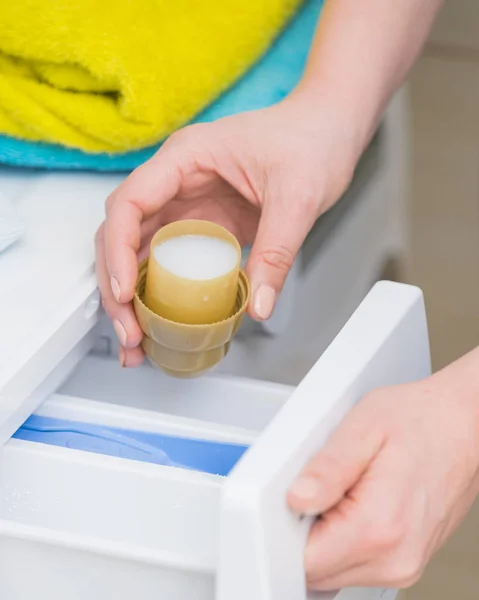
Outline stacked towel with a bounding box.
[0,0,303,154]
[0,0,324,171]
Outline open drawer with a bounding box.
[0,170,430,599]
[0,279,430,600]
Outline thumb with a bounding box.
[246,195,316,321]
[287,411,383,517]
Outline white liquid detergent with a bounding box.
[154,234,238,280]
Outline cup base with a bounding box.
[133,259,250,379]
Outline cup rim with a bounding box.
[148,219,242,282]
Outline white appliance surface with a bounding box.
[0,160,422,600]
[0,168,124,444]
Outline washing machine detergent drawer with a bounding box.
[0,170,430,599]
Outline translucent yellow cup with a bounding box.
[133,220,250,378]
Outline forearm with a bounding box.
[293,0,443,157]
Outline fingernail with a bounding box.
[111,277,121,302]
[253,285,275,320]
[113,319,127,346]
[119,346,126,368]
[289,476,322,502]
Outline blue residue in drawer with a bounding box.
[13,415,249,477]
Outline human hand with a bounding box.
[287,348,479,590]
[95,92,363,366]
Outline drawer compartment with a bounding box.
[58,355,291,432]
[0,358,291,599]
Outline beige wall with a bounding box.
[402,2,479,598]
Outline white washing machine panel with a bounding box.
[0,169,430,599]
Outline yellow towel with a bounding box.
[0,0,301,154]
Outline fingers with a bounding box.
[304,511,370,589]
[290,392,425,591]
[103,147,183,304]
[304,480,423,591]
[308,560,422,591]
[287,404,384,516]
[245,187,319,321]
[300,463,396,589]
[119,345,145,368]
[99,136,188,359]
[95,224,144,350]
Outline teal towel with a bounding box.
[0,0,323,172]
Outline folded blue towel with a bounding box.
[0,0,324,172]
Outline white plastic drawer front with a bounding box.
[218,281,430,600]
[0,280,430,600]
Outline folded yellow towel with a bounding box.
[0,0,301,154]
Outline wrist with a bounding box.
[431,346,479,455]
[273,83,370,213]
[286,73,381,164]
[434,346,479,403]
